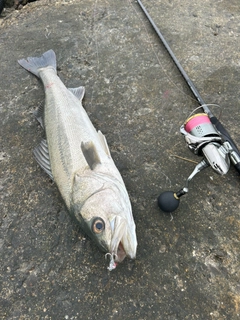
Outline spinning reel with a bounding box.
[158,108,236,213]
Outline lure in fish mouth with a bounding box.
[18,50,137,270]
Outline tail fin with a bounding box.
[18,50,57,77]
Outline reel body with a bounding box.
[181,112,230,175]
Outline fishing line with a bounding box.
[186,104,222,121]
[88,0,100,110]
[126,0,200,106]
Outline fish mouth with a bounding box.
[105,215,137,271]
[108,215,136,263]
[98,239,126,261]
[116,241,127,262]
[109,216,127,258]
[110,241,127,263]
[105,241,127,271]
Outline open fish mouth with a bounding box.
[105,240,127,271]
[105,215,135,271]
[105,241,127,271]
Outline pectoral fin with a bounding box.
[81,141,101,170]
[33,139,53,180]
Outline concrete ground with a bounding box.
[0,0,240,319]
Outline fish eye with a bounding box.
[92,218,105,234]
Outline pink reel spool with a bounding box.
[184,113,218,137]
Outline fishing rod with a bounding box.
[137,0,240,212]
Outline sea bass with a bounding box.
[18,50,137,270]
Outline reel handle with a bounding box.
[158,160,208,213]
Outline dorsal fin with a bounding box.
[81,141,101,170]
[97,130,111,157]
[68,86,85,101]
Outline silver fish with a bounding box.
[18,50,137,270]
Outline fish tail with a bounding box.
[18,49,57,77]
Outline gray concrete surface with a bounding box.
[1,0,240,319]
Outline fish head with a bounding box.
[71,173,137,265]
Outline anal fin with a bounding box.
[81,141,101,170]
[33,139,53,180]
